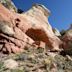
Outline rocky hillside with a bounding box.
[0,0,72,72]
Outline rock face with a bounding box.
[0,0,17,12]
[53,28,61,36]
[0,21,15,36]
[0,1,62,53]
[22,4,62,51]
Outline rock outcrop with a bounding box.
[62,29,72,55]
[0,1,62,53]
[0,0,17,12]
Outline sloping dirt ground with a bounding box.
[0,47,72,72]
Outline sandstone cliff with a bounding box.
[0,1,62,53]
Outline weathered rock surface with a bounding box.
[53,28,61,36]
[4,59,18,69]
[0,0,17,12]
[63,29,72,48]
[24,4,62,51]
[62,29,72,55]
[0,2,62,53]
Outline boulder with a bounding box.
[4,59,18,69]
[62,29,72,55]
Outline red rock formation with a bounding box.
[0,3,62,53]
[22,4,62,51]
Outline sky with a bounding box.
[12,0,72,31]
